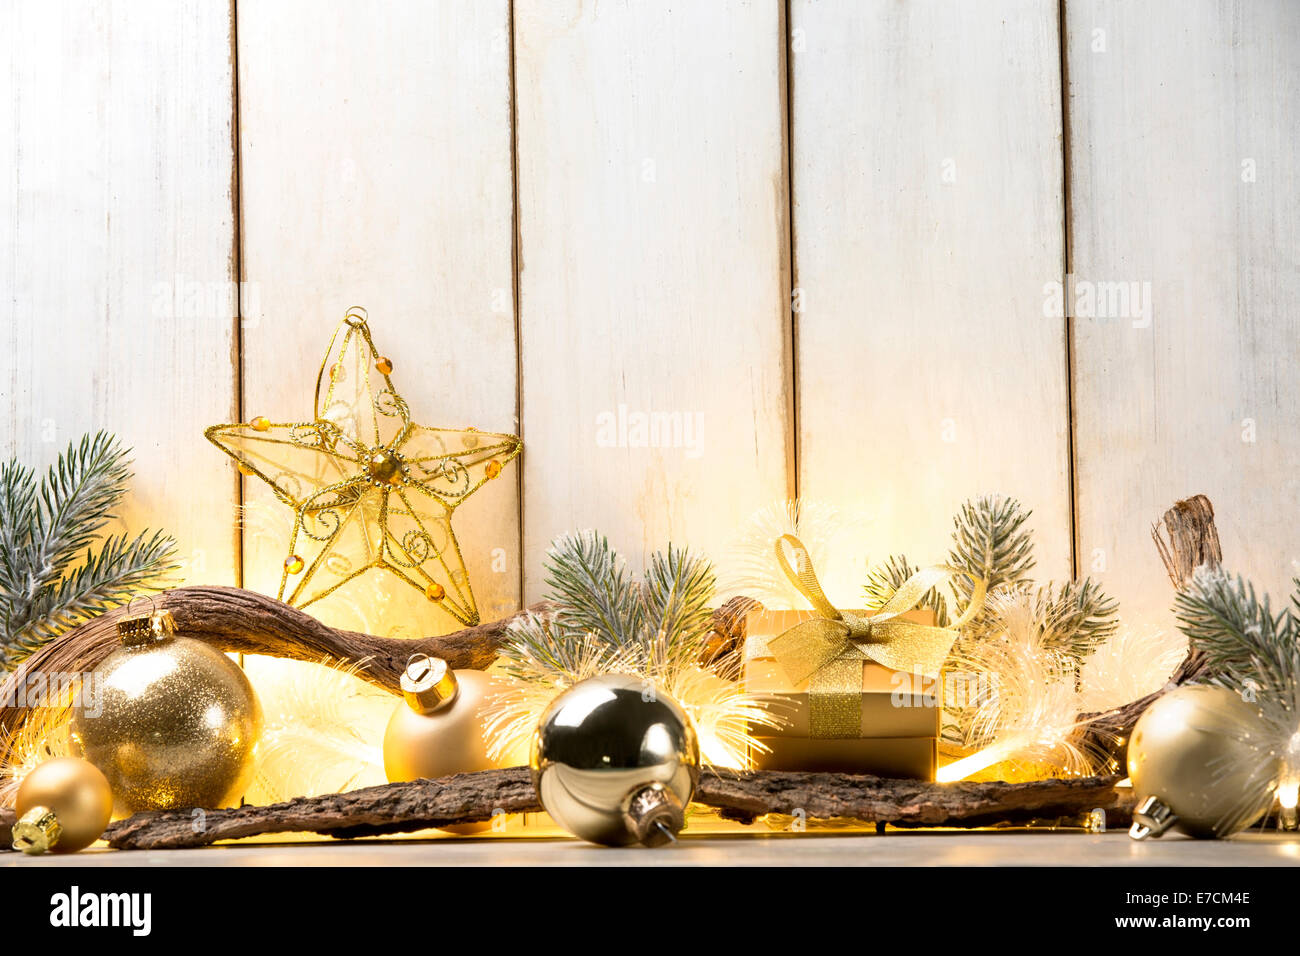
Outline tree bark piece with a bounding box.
[698,769,1132,828]
[103,767,1133,850]
[0,806,13,849]
[1151,494,1223,588]
[1077,494,1221,761]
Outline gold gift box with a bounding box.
[744,607,942,780]
[750,736,937,778]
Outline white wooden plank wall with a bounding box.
[513,0,795,597]
[3,1,1296,637]
[1067,0,1300,630]
[0,1,239,584]
[791,0,1072,602]
[236,0,518,633]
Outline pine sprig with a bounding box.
[862,553,950,627]
[0,433,179,670]
[641,544,716,664]
[501,532,717,681]
[1034,578,1120,660]
[1175,566,1298,698]
[543,530,641,646]
[948,495,1036,600]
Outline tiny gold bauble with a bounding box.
[12,758,114,854]
[375,356,394,375]
[284,554,304,574]
[250,415,271,431]
[485,460,502,479]
[424,583,446,601]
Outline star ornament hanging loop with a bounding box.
[205,307,521,626]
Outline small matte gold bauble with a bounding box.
[383,656,499,834]
[11,757,114,854]
[1128,684,1277,839]
[383,657,497,781]
[71,609,263,815]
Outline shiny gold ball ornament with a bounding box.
[531,674,700,847]
[1128,684,1278,840]
[383,656,499,782]
[11,758,114,854]
[71,608,263,815]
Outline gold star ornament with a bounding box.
[206,308,521,626]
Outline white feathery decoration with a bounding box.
[244,657,392,805]
[1077,627,1187,714]
[718,499,869,609]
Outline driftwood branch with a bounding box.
[103,767,1133,850]
[0,807,13,849]
[0,587,551,759]
[1077,494,1220,760]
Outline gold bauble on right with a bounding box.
[1128,684,1278,839]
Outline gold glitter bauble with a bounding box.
[1128,684,1277,839]
[12,757,114,854]
[71,612,262,815]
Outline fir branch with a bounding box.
[6,530,178,666]
[0,434,178,670]
[542,531,641,646]
[1175,566,1298,699]
[641,544,715,663]
[862,553,950,627]
[1033,578,1120,661]
[947,495,1036,600]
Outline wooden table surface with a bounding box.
[6,829,1300,867]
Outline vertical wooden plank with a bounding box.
[0,1,239,583]
[237,0,518,633]
[514,0,793,597]
[1068,0,1300,628]
[792,0,1070,598]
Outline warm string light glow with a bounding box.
[1077,627,1187,713]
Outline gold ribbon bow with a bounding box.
[767,535,986,738]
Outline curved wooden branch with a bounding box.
[0,587,554,765]
[101,767,1132,850]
